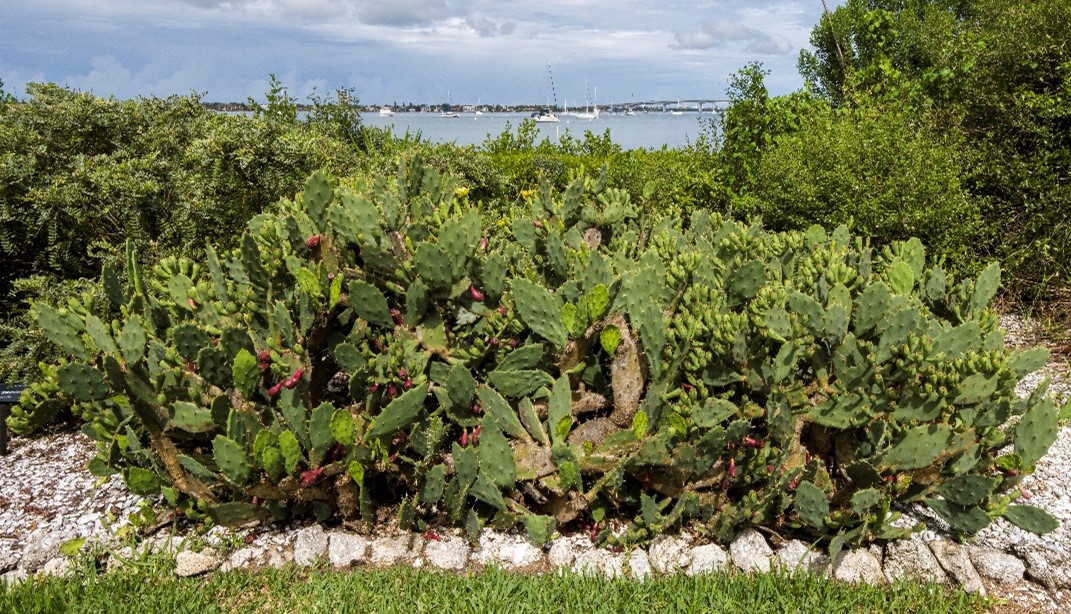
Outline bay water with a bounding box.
[361,111,718,151]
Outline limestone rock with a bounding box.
[327,531,369,568]
[573,549,624,578]
[729,529,773,574]
[474,531,543,570]
[628,549,652,581]
[293,525,328,566]
[929,540,985,595]
[220,546,263,572]
[1,569,28,587]
[39,557,72,578]
[968,546,1025,585]
[548,536,588,570]
[1013,542,1071,590]
[776,540,830,576]
[832,549,886,585]
[370,535,423,567]
[883,539,947,584]
[424,537,470,571]
[686,544,728,576]
[648,535,692,575]
[220,536,293,572]
[174,550,221,577]
[18,526,76,572]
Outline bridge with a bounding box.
[604,99,731,113]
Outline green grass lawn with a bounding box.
[1,562,992,614]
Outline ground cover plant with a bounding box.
[12,158,1067,557]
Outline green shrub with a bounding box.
[740,106,979,269]
[0,276,106,389]
[16,160,1065,552]
[0,82,374,382]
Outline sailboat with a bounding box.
[441,90,459,118]
[670,100,684,116]
[532,62,559,123]
[573,84,600,120]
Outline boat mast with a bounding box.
[546,62,558,111]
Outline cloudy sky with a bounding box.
[1,0,834,106]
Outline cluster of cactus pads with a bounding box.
[17,158,1067,553]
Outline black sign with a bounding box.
[0,384,25,404]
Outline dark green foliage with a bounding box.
[20,160,1065,551]
[742,107,978,263]
[714,65,978,267]
[796,0,1071,298]
[0,81,373,382]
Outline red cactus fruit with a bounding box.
[391,308,404,326]
[403,378,413,389]
[728,457,737,478]
[469,285,485,302]
[282,368,304,389]
[533,220,543,228]
[423,530,442,542]
[268,382,284,397]
[306,235,321,248]
[398,368,408,378]
[187,298,198,310]
[368,383,379,393]
[472,425,481,443]
[460,430,469,447]
[479,237,488,250]
[258,350,271,362]
[300,467,324,488]
[472,403,481,415]
[489,337,499,346]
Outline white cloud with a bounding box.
[674,20,792,55]
[61,55,135,95]
[2,0,829,103]
[277,0,354,20]
[464,12,515,37]
[353,0,449,26]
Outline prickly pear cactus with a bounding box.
[22,157,1067,551]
